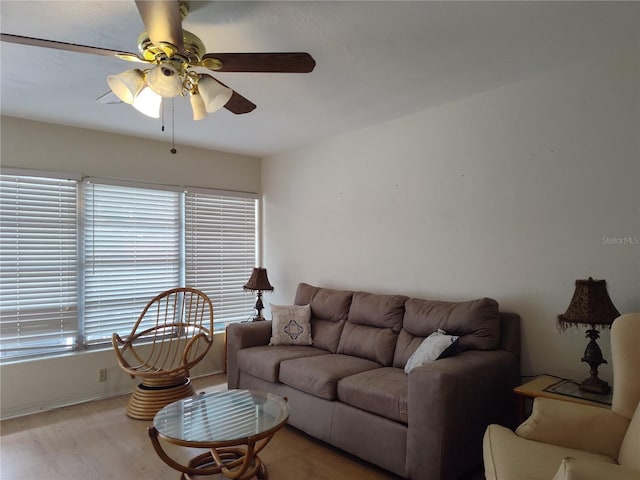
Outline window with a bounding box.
[0,172,79,359]
[82,182,181,345]
[0,172,258,361]
[185,190,257,325]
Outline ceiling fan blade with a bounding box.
[225,91,257,115]
[0,33,137,58]
[135,0,184,53]
[202,52,316,73]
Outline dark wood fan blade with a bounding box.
[225,91,257,115]
[202,52,316,73]
[0,33,135,58]
[135,0,184,52]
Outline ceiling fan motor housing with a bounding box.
[137,30,205,64]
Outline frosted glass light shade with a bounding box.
[132,87,162,118]
[198,76,233,113]
[107,69,145,104]
[190,93,207,121]
[147,64,183,98]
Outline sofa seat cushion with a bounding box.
[237,345,329,383]
[483,424,617,480]
[337,367,408,424]
[279,354,381,400]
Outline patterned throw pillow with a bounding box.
[404,329,459,374]
[269,304,313,346]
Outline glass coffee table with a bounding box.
[149,389,289,480]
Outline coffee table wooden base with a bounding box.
[149,426,274,480]
[182,448,268,480]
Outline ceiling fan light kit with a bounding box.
[107,56,234,120]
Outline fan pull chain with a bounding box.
[170,98,177,154]
[159,98,177,154]
[161,98,165,132]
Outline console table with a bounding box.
[149,389,289,480]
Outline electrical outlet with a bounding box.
[98,368,107,382]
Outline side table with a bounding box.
[514,374,612,422]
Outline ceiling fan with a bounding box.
[0,0,316,120]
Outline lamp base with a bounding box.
[579,375,611,394]
[579,328,611,395]
[251,291,265,321]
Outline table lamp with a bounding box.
[558,277,620,394]
[243,268,274,321]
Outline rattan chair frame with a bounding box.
[112,287,214,418]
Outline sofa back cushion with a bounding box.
[337,291,408,366]
[393,297,500,368]
[294,283,353,353]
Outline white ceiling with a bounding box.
[1,1,638,157]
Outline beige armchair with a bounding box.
[483,313,640,480]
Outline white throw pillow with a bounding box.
[269,304,313,346]
[404,329,459,374]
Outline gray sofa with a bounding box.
[227,283,520,480]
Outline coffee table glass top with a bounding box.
[153,389,289,444]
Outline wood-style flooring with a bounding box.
[0,374,484,480]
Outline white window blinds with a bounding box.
[0,173,78,360]
[83,181,258,342]
[185,191,257,329]
[1,173,258,360]
[82,182,181,344]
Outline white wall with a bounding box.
[0,117,260,418]
[0,116,260,192]
[262,51,640,384]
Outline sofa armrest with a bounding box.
[406,349,520,480]
[552,457,638,480]
[226,321,272,388]
[516,397,630,459]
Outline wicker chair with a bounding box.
[112,287,214,420]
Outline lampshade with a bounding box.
[146,63,184,98]
[243,268,274,292]
[189,92,207,121]
[107,69,145,104]
[558,277,620,329]
[198,76,233,113]
[132,86,162,119]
